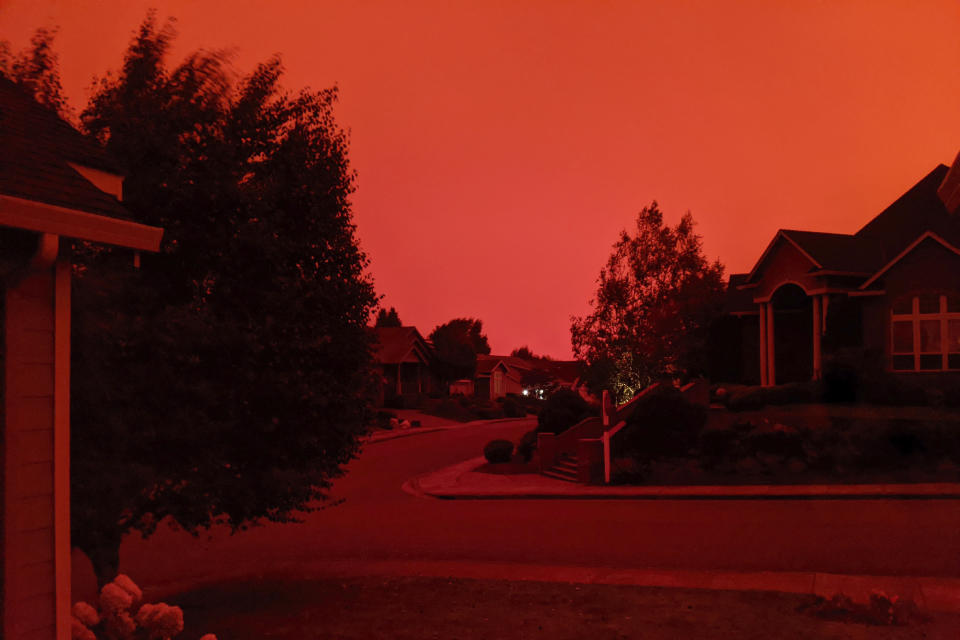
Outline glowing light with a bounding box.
[522,389,529,396]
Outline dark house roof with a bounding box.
[855,164,958,258]
[722,273,756,314]
[0,75,130,220]
[373,326,433,364]
[733,158,960,305]
[779,230,885,274]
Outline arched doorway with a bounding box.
[771,284,813,383]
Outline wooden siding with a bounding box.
[4,269,56,639]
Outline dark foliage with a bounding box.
[58,15,378,584]
[516,428,539,462]
[500,395,527,418]
[536,388,597,434]
[571,202,725,402]
[617,385,707,462]
[483,439,515,464]
[375,307,402,327]
[429,318,490,383]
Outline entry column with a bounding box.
[812,295,822,380]
[766,302,776,386]
[759,303,768,386]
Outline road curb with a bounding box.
[408,458,960,500]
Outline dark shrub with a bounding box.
[698,426,742,469]
[374,409,396,430]
[516,428,539,462]
[501,395,527,418]
[617,385,707,461]
[536,388,597,434]
[857,373,927,406]
[475,404,505,420]
[822,361,858,403]
[726,382,819,411]
[483,439,514,463]
[742,423,806,460]
[430,398,476,422]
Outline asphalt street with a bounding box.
[72,417,960,600]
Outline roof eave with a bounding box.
[0,194,163,251]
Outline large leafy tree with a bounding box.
[0,27,70,117]
[428,318,491,383]
[8,17,379,584]
[571,202,725,403]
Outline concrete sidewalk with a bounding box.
[404,456,960,500]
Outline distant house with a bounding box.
[718,152,960,387]
[474,355,528,400]
[0,77,163,640]
[473,355,582,400]
[372,326,438,405]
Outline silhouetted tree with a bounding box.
[0,27,70,118]
[510,346,536,360]
[375,306,402,327]
[429,318,490,383]
[571,202,724,402]
[9,15,378,585]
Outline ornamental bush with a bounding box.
[617,385,707,462]
[71,574,213,640]
[483,439,514,463]
[536,388,597,434]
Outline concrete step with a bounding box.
[542,469,578,483]
[553,461,578,473]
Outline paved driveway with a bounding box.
[73,417,960,601]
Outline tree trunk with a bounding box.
[79,532,122,589]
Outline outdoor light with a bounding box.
[522,389,529,396]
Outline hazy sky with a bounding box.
[3,0,959,358]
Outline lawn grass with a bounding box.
[173,576,960,639]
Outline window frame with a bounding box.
[890,293,960,372]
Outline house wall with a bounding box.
[864,238,960,385]
[3,259,69,640]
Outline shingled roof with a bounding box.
[779,229,885,274]
[373,327,433,364]
[0,75,130,220]
[738,158,960,300]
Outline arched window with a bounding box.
[890,293,960,371]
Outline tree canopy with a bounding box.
[428,318,490,382]
[7,18,378,583]
[374,306,402,327]
[571,202,725,403]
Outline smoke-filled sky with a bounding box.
[2,0,959,358]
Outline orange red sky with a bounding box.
[2,1,959,359]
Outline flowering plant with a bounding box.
[71,574,215,640]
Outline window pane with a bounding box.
[918,294,940,314]
[949,354,960,370]
[950,320,960,353]
[920,320,941,352]
[892,321,913,352]
[892,355,915,371]
[920,354,942,370]
[892,298,913,315]
[948,295,960,313]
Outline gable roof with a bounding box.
[855,164,959,258]
[0,75,163,250]
[373,326,433,364]
[0,76,131,220]
[858,231,960,290]
[780,230,884,274]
